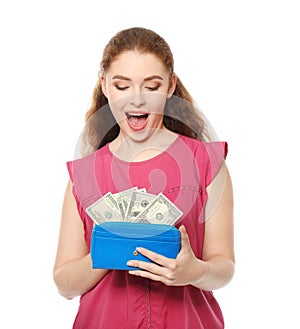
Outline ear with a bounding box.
[100,75,108,98]
[167,73,177,99]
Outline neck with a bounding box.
[109,127,178,162]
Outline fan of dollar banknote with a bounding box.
[86,187,183,226]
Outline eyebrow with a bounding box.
[112,75,163,81]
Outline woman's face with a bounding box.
[101,51,176,142]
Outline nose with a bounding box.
[130,92,146,108]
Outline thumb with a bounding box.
[179,225,191,251]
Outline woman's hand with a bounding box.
[127,163,235,290]
[127,225,206,286]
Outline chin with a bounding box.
[123,127,158,143]
[127,130,152,142]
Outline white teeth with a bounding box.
[128,113,145,117]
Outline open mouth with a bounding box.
[125,112,149,131]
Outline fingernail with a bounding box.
[127,261,133,266]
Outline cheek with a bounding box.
[146,93,167,114]
[107,88,124,102]
[108,98,128,123]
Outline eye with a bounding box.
[115,85,129,91]
[146,85,160,91]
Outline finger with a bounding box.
[127,256,169,280]
[128,268,166,283]
[131,247,172,268]
[127,258,164,274]
[127,260,174,285]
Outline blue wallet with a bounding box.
[90,222,181,270]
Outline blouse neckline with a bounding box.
[104,134,181,165]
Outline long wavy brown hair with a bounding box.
[81,27,212,156]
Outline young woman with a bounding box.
[53,27,235,329]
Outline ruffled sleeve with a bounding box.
[203,142,228,187]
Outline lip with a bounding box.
[125,111,149,131]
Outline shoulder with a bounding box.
[66,145,110,181]
[178,135,228,187]
[178,134,228,159]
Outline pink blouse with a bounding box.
[67,134,228,329]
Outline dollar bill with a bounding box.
[86,188,183,226]
[86,192,123,224]
[134,193,183,225]
[114,187,138,220]
[126,190,156,220]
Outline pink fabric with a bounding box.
[67,135,227,329]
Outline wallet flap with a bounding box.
[93,222,179,241]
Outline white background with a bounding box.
[1,1,299,328]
